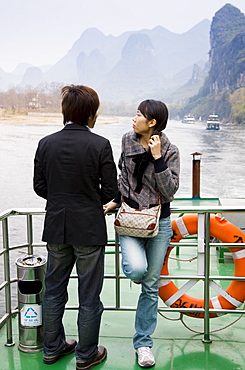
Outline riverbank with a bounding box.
[0,111,130,124]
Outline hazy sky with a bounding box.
[0,0,244,72]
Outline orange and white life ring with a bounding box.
[158,214,245,318]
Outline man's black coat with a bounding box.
[34,123,118,245]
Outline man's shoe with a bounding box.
[136,347,155,368]
[43,339,77,364]
[76,345,107,370]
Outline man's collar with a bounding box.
[63,123,90,131]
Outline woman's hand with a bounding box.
[103,201,119,215]
[148,135,161,160]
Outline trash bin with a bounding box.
[16,255,46,353]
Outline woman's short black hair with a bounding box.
[61,85,100,125]
[138,99,168,132]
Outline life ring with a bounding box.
[158,214,245,318]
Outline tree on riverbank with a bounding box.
[0,82,62,114]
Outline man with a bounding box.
[33,85,118,370]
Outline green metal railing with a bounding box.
[1,205,245,346]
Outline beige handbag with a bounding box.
[114,199,161,238]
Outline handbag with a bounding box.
[114,198,161,238]
[114,152,161,238]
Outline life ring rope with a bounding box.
[158,213,245,318]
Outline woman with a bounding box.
[104,99,180,368]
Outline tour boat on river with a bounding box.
[182,115,195,124]
[206,114,220,130]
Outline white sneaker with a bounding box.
[136,347,155,368]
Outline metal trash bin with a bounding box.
[16,255,46,353]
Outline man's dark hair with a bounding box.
[61,85,100,125]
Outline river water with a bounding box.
[0,118,245,313]
[1,118,244,209]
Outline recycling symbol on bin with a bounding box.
[24,307,38,318]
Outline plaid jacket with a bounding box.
[118,131,180,209]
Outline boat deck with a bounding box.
[1,198,245,369]
[1,303,244,370]
[1,249,244,369]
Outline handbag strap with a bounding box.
[157,191,161,205]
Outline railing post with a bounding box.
[197,213,205,275]
[202,212,212,343]
[27,214,34,255]
[191,152,202,199]
[2,218,15,347]
[115,231,121,309]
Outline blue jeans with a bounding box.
[43,244,104,362]
[119,217,172,349]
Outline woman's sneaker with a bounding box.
[136,347,155,368]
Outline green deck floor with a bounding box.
[1,307,245,370]
[1,246,245,370]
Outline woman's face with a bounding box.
[132,110,153,135]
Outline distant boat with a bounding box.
[206,114,220,130]
[182,115,195,124]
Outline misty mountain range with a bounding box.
[0,19,211,102]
